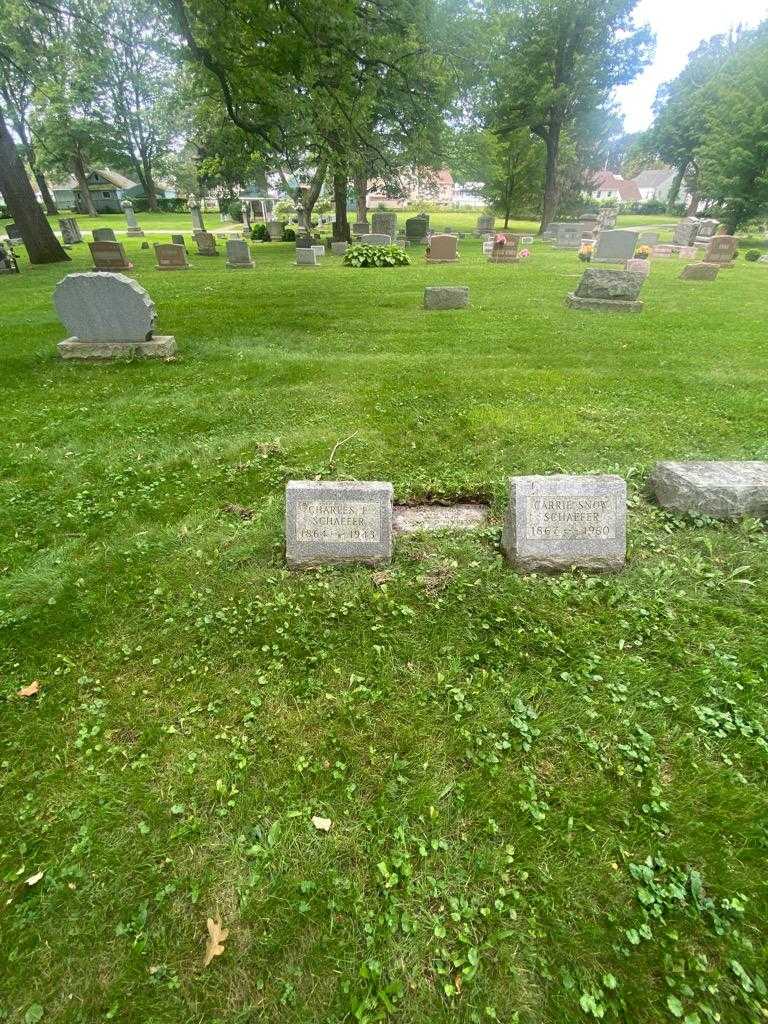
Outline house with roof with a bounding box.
[588,171,642,203]
[630,167,678,203]
[52,169,177,213]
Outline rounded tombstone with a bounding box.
[54,272,156,342]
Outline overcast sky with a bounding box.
[615,0,768,133]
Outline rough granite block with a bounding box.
[285,480,393,567]
[57,336,177,361]
[648,461,768,519]
[679,263,718,281]
[501,474,626,573]
[424,286,469,310]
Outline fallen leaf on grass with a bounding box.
[203,916,229,967]
[25,871,44,887]
[311,815,332,833]
[17,682,40,698]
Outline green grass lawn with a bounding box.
[2,227,768,1024]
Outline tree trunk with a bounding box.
[685,190,699,217]
[354,174,368,225]
[332,172,350,242]
[299,159,327,232]
[72,148,98,216]
[667,162,687,213]
[539,124,561,234]
[0,109,70,264]
[34,169,58,215]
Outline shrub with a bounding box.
[130,198,149,214]
[227,200,243,222]
[251,223,269,241]
[745,250,761,262]
[283,227,296,242]
[157,197,190,213]
[343,243,410,268]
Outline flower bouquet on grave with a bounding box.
[635,245,651,260]
[578,242,593,262]
[519,249,530,260]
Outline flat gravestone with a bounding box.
[567,268,645,312]
[502,475,626,573]
[704,235,737,267]
[639,231,659,246]
[89,240,133,271]
[554,223,583,249]
[226,238,254,268]
[154,243,189,271]
[653,245,674,257]
[311,245,325,258]
[677,246,697,259]
[92,228,117,242]
[593,229,639,263]
[427,234,458,263]
[649,461,768,519]
[285,481,393,567]
[424,286,469,310]
[296,248,317,266]
[360,233,391,246]
[59,218,83,245]
[489,236,519,263]
[194,230,218,256]
[626,258,650,277]
[54,272,176,360]
[371,211,397,240]
[672,219,698,247]
[680,263,718,281]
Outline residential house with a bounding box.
[52,169,177,213]
[588,171,642,203]
[630,167,678,203]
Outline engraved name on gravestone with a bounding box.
[501,474,626,573]
[285,481,393,567]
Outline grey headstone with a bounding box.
[89,240,133,271]
[59,218,83,244]
[424,286,469,310]
[121,199,144,236]
[649,461,768,520]
[266,220,284,241]
[567,268,645,312]
[189,197,205,233]
[679,263,719,281]
[296,248,317,266]
[360,233,391,245]
[554,223,582,249]
[406,214,430,241]
[55,271,154,341]
[331,241,348,255]
[226,238,254,268]
[194,230,218,256]
[371,211,397,240]
[93,228,117,242]
[593,229,639,263]
[639,231,659,246]
[501,474,626,573]
[285,480,393,567]
[672,219,698,247]
[171,233,186,250]
[476,214,495,233]
[352,221,369,236]
[311,245,325,258]
[696,218,720,239]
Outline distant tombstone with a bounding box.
[672,219,698,246]
[120,199,144,237]
[501,474,626,573]
[193,230,218,256]
[649,461,768,520]
[638,231,659,246]
[489,235,520,263]
[352,221,369,236]
[59,218,83,245]
[266,220,284,241]
[679,263,719,281]
[189,196,206,233]
[758,255,768,264]
[331,241,348,255]
[652,244,674,257]
[703,234,737,267]
[423,286,469,309]
[566,268,645,312]
[296,248,317,266]
[0,241,20,273]
[55,272,176,360]
[554,223,582,249]
[476,214,495,235]
[171,233,187,250]
[154,243,189,271]
[696,218,720,240]
[5,223,22,242]
[626,258,650,277]
[482,239,495,256]
[92,227,117,242]
[360,233,391,245]
[521,235,534,244]
[140,241,149,249]
[371,211,397,240]
[285,480,393,568]
[592,229,639,263]
[226,238,254,268]
[311,244,325,258]
[426,234,458,263]
[677,246,697,259]
[406,214,430,243]
[89,240,133,271]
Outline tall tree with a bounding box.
[0,107,69,263]
[487,0,653,232]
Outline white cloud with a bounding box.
[615,0,767,133]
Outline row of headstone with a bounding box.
[284,462,768,570]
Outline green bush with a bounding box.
[227,200,243,222]
[283,227,296,242]
[157,197,190,213]
[251,223,269,241]
[343,243,410,268]
[745,250,761,262]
